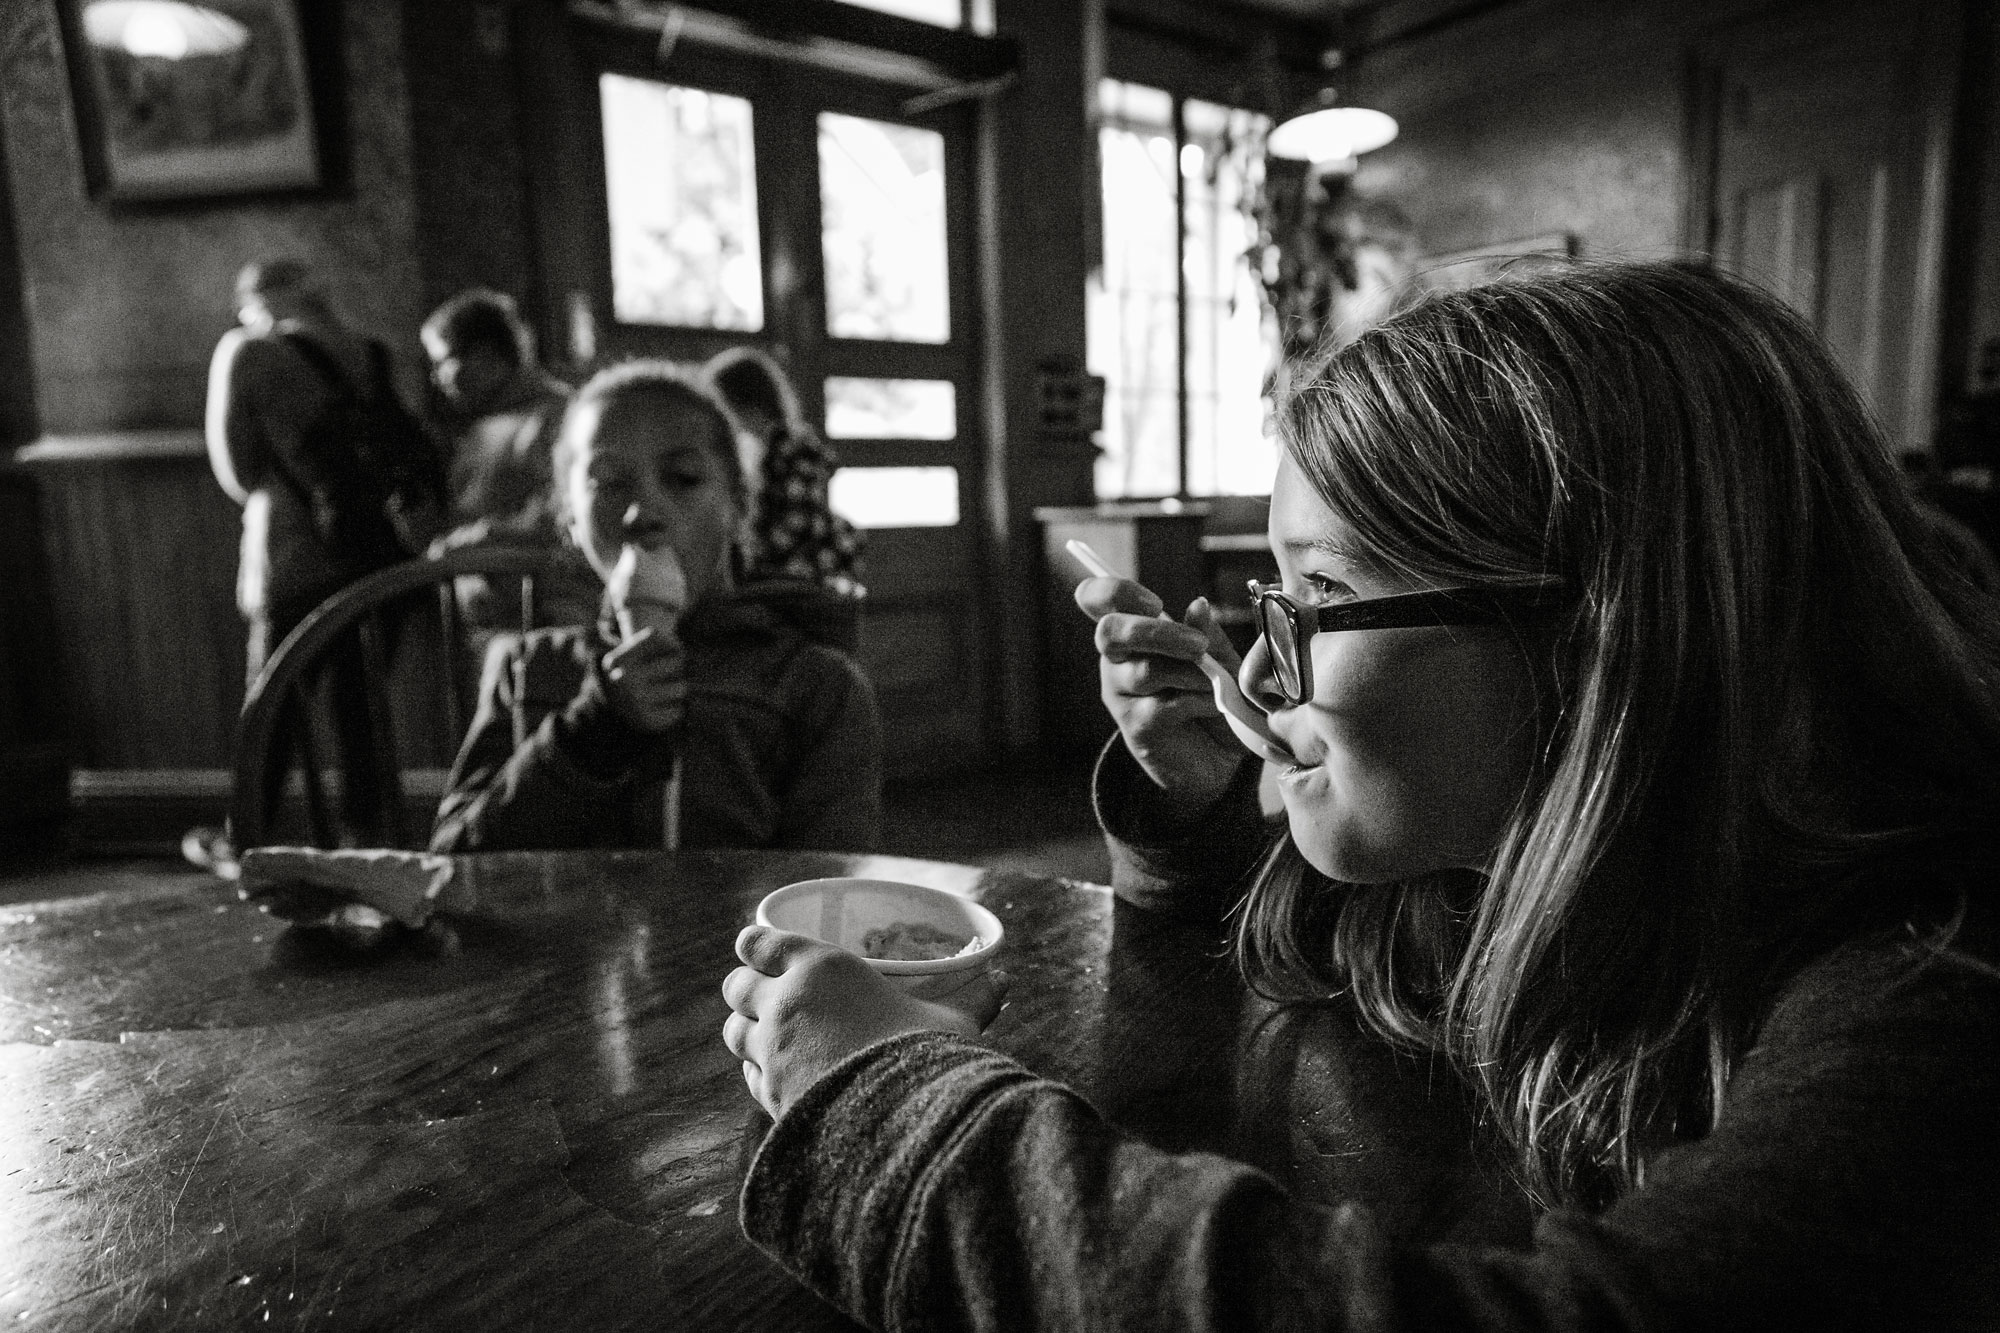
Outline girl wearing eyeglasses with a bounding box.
[722,262,2000,1330]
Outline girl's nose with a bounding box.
[621,490,671,546]
[1240,631,1288,713]
[621,499,663,535]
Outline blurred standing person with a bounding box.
[705,347,865,595]
[422,288,598,629]
[192,258,441,869]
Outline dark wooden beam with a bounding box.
[567,0,1018,87]
[1345,0,1527,56]
[1106,0,1335,71]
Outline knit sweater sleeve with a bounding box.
[740,941,2000,1333]
[429,630,672,851]
[1091,737,1275,918]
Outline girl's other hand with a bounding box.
[601,626,686,733]
[722,925,1010,1120]
[1075,576,1245,810]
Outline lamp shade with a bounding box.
[83,1,249,59]
[1266,106,1399,163]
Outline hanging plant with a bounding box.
[1212,116,1420,373]
[1255,156,1363,365]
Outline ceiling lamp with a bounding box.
[1266,102,1398,167]
[83,1,250,60]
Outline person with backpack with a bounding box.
[429,360,883,854]
[196,258,445,861]
[419,287,600,634]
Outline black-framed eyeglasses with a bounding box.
[1247,579,1572,707]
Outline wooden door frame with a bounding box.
[510,7,1002,764]
[1680,0,1969,451]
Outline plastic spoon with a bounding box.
[608,543,688,640]
[1064,539,1295,765]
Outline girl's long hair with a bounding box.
[704,345,808,436]
[1237,261,2000,1208]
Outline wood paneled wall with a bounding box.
[22,441,245,769]
[0,466,66,846]
[19,436,470,852]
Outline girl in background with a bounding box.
[705,347,866,596]
[722,263,2000,1330]
[433,361,881,855]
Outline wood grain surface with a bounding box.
[0,849,1526,1330]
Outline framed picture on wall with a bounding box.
[57,0,322,203]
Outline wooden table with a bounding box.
[0,850,1525,1331]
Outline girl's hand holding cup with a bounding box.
[722,925,1009,1121]
[603,543,689,734]
[1075,575,1247,812]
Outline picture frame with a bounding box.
[1421,232,1580,292]
[57,0,323,203]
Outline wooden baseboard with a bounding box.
[1,742,69,816]
[67,768,450,856]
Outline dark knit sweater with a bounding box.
[740,744,2000,1331]
[430,595,882,853]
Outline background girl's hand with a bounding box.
[1075,576,1245,809]
[721,925,1010,1120]
[600,627,685,733]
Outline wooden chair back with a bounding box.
[230,548,552,851]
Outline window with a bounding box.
[819,113,950,343]
[1088,80,1276,499]
[830,466,960,527]
[600,74,763,330]
[833,0,963,26]
[824,377,957,439]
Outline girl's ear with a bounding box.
[557,486,585,551]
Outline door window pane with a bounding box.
[830,466,959,528]
[824,377,956,439]
[834,0,962,25]
[819,113,949,342]
[600,74,763,330]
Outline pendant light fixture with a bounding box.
[1266,83,1397,169]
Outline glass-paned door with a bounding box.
[550,28,990,776]
[804,93,986,773]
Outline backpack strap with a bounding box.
[281,332,402,403]
[362,340,400,401]
[277,331,362,405]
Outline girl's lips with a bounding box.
[1272,736,1320,779]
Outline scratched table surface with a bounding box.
[0,849,1528,1331]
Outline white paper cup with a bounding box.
[755,877,1003,980]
